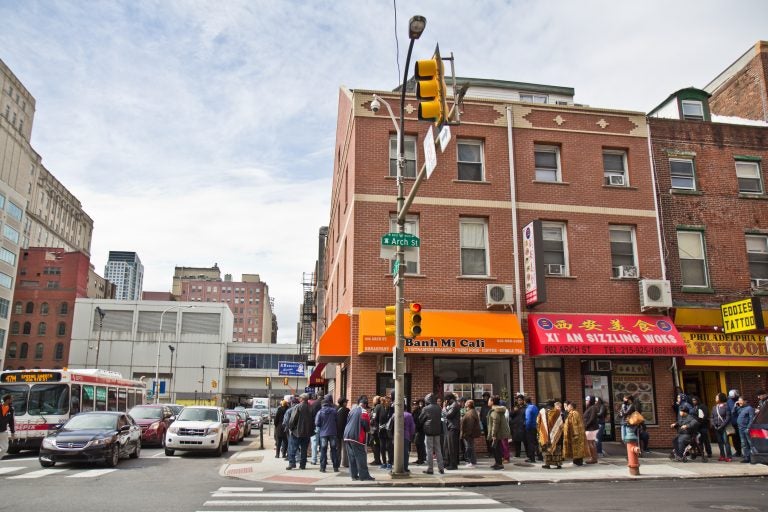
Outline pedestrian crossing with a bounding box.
[198,486,525,511]
[1,466,118,479]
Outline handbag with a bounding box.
[725,424,736,436]
[627,411,645,426]
[585,429,598,441]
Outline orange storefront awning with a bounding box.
[358,310,524,355]
[316,314,351,363]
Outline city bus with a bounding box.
[0,368,147,453]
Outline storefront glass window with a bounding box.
[434,358,510,401]
[535,357,563,406]
[612,360,656,425]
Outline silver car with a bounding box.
[164,406,230,456]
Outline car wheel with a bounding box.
[39,458,55,468]
[214,440,223,456]
[105,446,120,468]
[165,448,175,456]
[223,438,229,453]
[130,440,141,459]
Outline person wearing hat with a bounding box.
[727,389,742,457]
[273,399,290,459]
[343,396,374,481]
[670,403,699,461]
[336,397,350,468]
[756,389,767,414]
[443,392,461,470]
[315,394,339,472]
[286,393,314,470]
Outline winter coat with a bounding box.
[274,405,288,437]
[487,405,511,441]
[444,399,461,432]
[711,403,731,431]
[460,407,482,440]
[315,400,338,438]
[419,394,443,436]
[736,405,755,431]
[583,404,599,431]
[404,411,416,441]
[343,404,370,445]
[509,406,526,441]
[618,400,640,426]
[288,401,314,438]
[524,403,539,430]
[336,405,350,438]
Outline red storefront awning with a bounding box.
[528,313,687,357]
[309,363,327,387]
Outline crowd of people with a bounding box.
[269,385,765,480]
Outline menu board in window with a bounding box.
[443,383,492,400]
[613,361,656,424]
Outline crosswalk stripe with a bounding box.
[67,469,118,478]
[198,510,524,512]
[8,468,67,479]
[0,467,25,475]
[210,491,477,498]
[215,487,263,492]
[203,498,502,507]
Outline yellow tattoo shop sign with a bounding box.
[720,298,764,334]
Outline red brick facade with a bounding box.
[707,41,768,122]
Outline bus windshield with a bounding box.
[27,383,69,415]
[0,384,29,415]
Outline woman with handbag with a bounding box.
[711,392,733,462]
[583,396,599,464]
[618,393,643,475]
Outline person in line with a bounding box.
[735,396,755,464]
[673,387,690,416]
[419,393,444,475]
[595,396,608,456]
[0,394,15,459]
[562,400,588,466]
[315,394,339,473]
[286,393,313,470]
[500,399,511,463]
[479,391,492,456]
[537,400,564,469]
[619,393,643,474]
[460,398,481,468]
[443,392,461,470]
[711,392,732,462]
[582,396,599,464]
[281,397,298,462]
[508,394,526,459]
[344,396,374,481]
[273,400,289,459]
[412,398,426,465]
[368,395,382,466]
[690,396,712,458]
[727,389,742,457]
[336,397,350,468]
[671,403,699,461]
[402,399,416,473]
[308,393,322,465]
[755,389,767,414]
[486,394,510,470]
[524,396,540,463]
[375,394,392,470]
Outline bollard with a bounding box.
[627,441,640,475]
[259,422,264,450]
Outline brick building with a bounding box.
[316,79,686,448]
[705,41,768,123]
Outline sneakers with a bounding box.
[286,465,295,470]
[465,463,476,468]
[491,464,504,470]
[439,468,445,474]
[718,456,725,461]
[725,458,732,462]
[423,469,434,475]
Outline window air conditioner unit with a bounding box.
[614,265,638,279]
[593,360,612,372]
[751,278,768,290]
[605,174,625,186]
[639,279,672,311]
[545,264,565,276]
[486,284,514,307]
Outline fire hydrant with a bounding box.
[626,441,640,476]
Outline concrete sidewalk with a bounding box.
[221,431,768,486]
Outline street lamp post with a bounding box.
[93,307,105,369]
[155,305,195,404]
[200,365,206,404]
[168,344,176,402]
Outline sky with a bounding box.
[0,1,766,343]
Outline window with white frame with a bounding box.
[520,93,547,104]
[0,247,16,266]
[610,226,637,278]
[2,225,19,244]
[681,100,705,121]
[677,230,709,287]
[389,135,417,178]
[459,218,488,276]
[457,140,484,181]
[735,160,763,194]
[746,234,768,288]
[534,145,561,182]
[542,222,568,276]
[389,214,419,274]
[669,158,696,190]
[603,150,628,186]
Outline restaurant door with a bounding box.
[682,370,721,406]
[582,363,615,441]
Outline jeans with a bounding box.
[739,429,752,462]
[714,428,732,458]
[310,431,319,463]
[337,435,348,467]
[275,433,288,457]
[596,422,605,455]
[319,435,339,470]
[414,431,426,463]
[288,435,309,468]
[379,431,390,465]
[346,441,372,480]
[425,435,444,471]
[463,437,476,465]
[524,427,538,461]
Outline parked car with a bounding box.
[128,404,174,447]
[164,403,185,417]
[38,411,141,468]
[164,406,230,456]
[246,406,270,426]
[749,404,768,464]
[225,411,245,444]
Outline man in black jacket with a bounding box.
[419,393,444,475]
[287,393,314,469]
[671,404,699,461]
[412,398,426,464]
[443,393,460,470]
[336,397,350,468]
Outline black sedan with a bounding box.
[39,411,141,468]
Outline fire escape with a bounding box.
[299,272,316,360]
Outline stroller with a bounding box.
[670,431,708,463]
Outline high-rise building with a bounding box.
[105,251,144,300]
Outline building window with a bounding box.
[0,298,8,319]
[460,218,489,276]
[670,158,696,190]
[6,201,22,221]
[534,145,561,182]
[40,302,49,315]
[0,247,16,265]
[389,135,417,178]
[2,225,19,244]
[610,226,637,278]
[542,222,568,276]
[520,93,547,103]
[10,321,19,335]
[14,301,22,315]
[22,322,31,335]
[681,100,705,121]
[54,342,64,360]
[389,215,420,274]
[34,343,44,359]
[0,272,12,289]
[19,342,28,358]
[57,322,66,336]
[457,140,484,181]
[59,302,68,315]
[677,230,709,288]
[25,301,34,314]
[746,234,768,289]
[603,150,628,187]
[37,322,47,336]
[535,358,564,405]
[735,160,763,194]
[8,342,16,358]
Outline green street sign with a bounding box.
[381,232,420,247]
[392,259,400,275]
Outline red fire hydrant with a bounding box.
[627,441,640,476]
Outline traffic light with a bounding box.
[408,302,423,337]
[266,376,271,387]
[415,45,447,125]
[283,377,289,386]
[384,305,397,337]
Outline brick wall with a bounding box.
[708,43,768,122]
